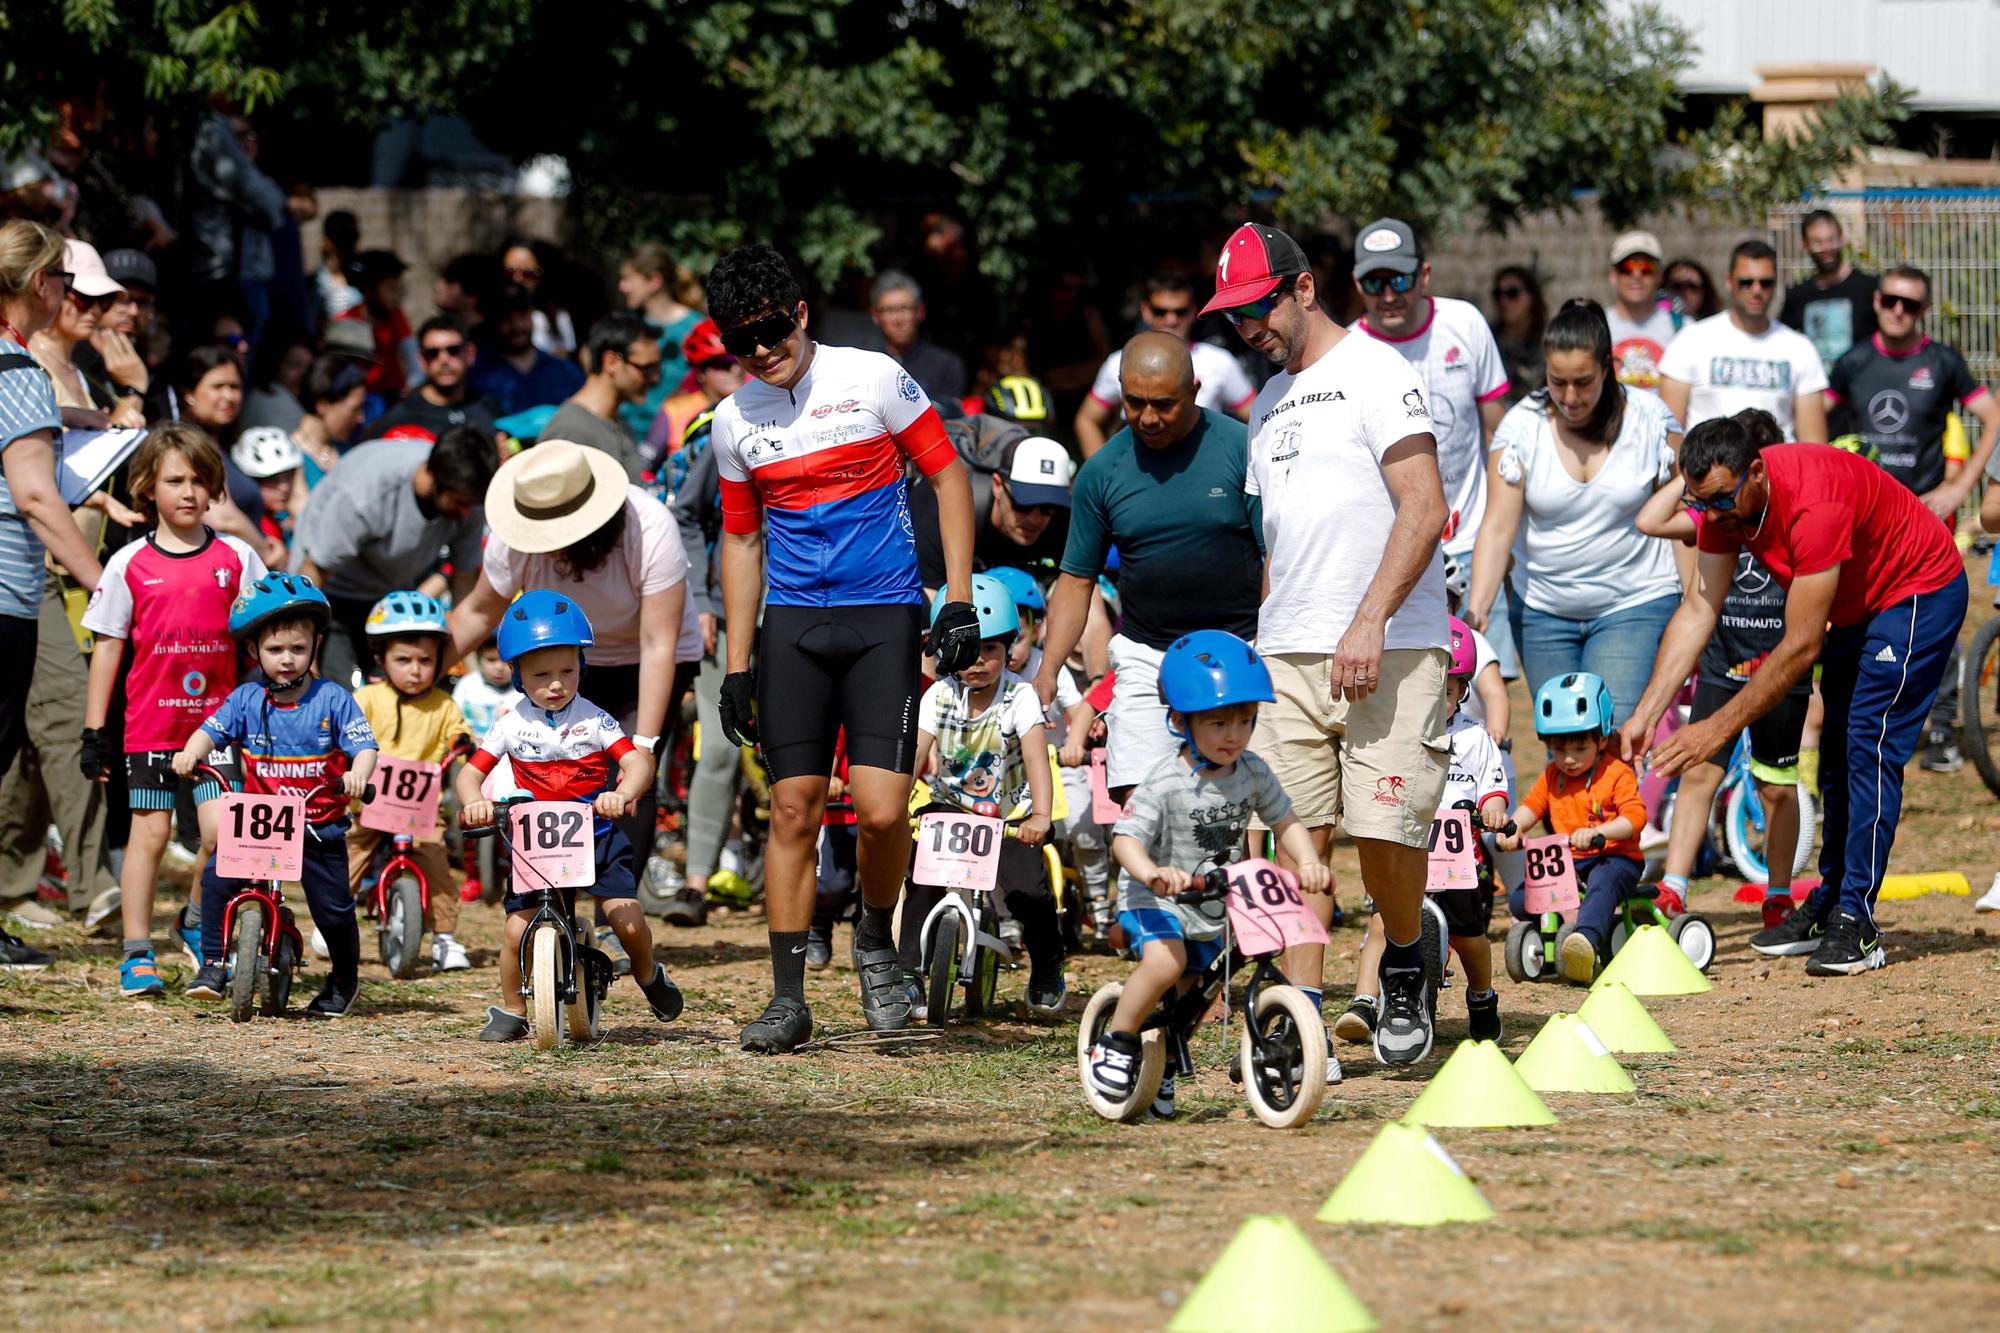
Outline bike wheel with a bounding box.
[1075,982,1165,1123]
[1725,779,1818,884]
[925,912,960,1028]
[1670,913,1716,972]
[529,926,561,1051]
[1961,613,2000,798]
[382,876,424,979]
[1504,919,1542,982]
[1240,985,1328,1130]
[227,904,263,1023]
[566,947,603,1043]
[262,931,297,1017]
[969,937,998,1017]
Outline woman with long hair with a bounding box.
[1488,264,1547,405]
[1466,298,1687,729]
[1665,257,1722,322]
[619,240,705,439]
[169,343,283,564]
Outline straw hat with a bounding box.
[484,440,630,553]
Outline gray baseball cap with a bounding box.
[102,249,157,292]
[1354,218,1423,277]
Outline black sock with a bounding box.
[1382,933,1421,973]
[770,930,808,1003]
[854,901,895,953]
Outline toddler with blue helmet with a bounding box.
[1495,672,1650,984]
[1088,630,1331,1119]
[454,590,685,1040]
[901,573,1064,1013]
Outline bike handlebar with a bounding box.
[462,792,535,840]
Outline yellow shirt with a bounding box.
[352,683,471,764]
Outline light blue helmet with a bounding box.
[983,565,1045,614]
[365,590,449,645]
[1534,672,1615,737]
[930,573,1020,643]
[228,572,331,646]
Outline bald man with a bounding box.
[1035,332,1267,799]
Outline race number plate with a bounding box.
[509,801,596,890]
[216,792,307,880]
[913,810,1004,892]
[1088,749,1124,824]
[1223,858,1328,956]
[1425,809,1478,892]
[1522,834,1581,913]
[359,755,443,837]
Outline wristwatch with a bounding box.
[632,734,660,753]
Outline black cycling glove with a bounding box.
[718,671,758,748]
[79,727,106,782]
[929,601,981,676]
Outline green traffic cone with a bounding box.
[1169,1215,1375,1332]
[1402,1040,1556,1128]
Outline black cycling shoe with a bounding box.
[639,962,684,1021]
[740,997,813,1053]
[852,942,912,1032]
[479,1006,529,1042]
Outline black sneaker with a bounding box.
[740,996,813,1053]
[479,1006,530,1042]
[307,980,358,1019]
[805,925,833,971]
[1751,903,1826,957]
[0,927,52,971]
[852,942,911,1032]
[1920,729,1964,774]
[1374,964,1434,1067]
[1804,909,1887,976]
[1467,990,1502,1043]
[659,887,708,928]
[1025,972,1067,1015]
[1332,996,1377,1043]
[185,962,227,998]
[1149,1072,1177,1120]
[638,962,684,1021]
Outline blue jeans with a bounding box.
[1806,573,1966,931]
[1511,591,1680,729]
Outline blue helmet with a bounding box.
[930,574,1020,643]
[1159,630,1273,716]
[1535,672,1615,737]
[983,565,1045,614]
[496,590,595,664]
[366,590,449,645]
[228,573,332,646]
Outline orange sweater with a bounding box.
[1520,755,1646,861]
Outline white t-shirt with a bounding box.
[1247,332,1450,655]
[1089,340,1257,416]
[1021,647,1085,748]
[918,673,1045,818]
[1490,388,1684,620]
[1440,713,1510,812]
[1659,313,1828,436]
[481,487,698,666]
[1352,297,1509,557]
[1607,305,1679,391]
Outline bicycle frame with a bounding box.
[918,886,1013,978]
[468,795,582,1007]
[196,763,305,965]
[1141,944,1293,1080]
[367,833,432,921]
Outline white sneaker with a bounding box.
[83,886,121,930]
[311,926,328,959]
[5,900,64,930]
[1976,873,2000,914]
[434,936,470,971]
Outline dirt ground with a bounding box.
[5,708,2000,1328]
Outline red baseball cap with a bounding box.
[1201,223,1311,316]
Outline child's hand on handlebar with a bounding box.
[460,799,494,829]
[1148,865,1192,897]
[1478,802,1511,832]
[1058,737,1086,768]
[594,791,634,819]
[341,771,369,799]
[1017,813,1051,847]
[1294,862,1332,895]
[1493,828,1522,852]
[1569,826,1601,851]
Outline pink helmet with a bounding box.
[1447,617,1478,678]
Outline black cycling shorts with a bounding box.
[1432,886,1492,938]
[757,604,923,782]
[1690,674,1810,773]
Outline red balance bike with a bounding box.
[357,743,471,977]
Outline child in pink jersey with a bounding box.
[81,425,266,996]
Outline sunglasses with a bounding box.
[719,308,799,359]
[1616,257,1659,277]
[1145,302,1193,320]
[1492,285,1526,300]
[1668,278,1705,294]
[505,265,542,281]
[623,355,664,381]
[1683,469,1749,514]
[1879,292,1927,315]
[223,332,249,350]
[1224,278,1297,323]
[1358,271,1418,296]
[1735,277,1777,291]
[420,341,468,361]
[69,289,117,311]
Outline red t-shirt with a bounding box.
[1695,444,1962,627]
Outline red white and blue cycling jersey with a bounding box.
[467,695,635,804]
[712,343,956,606]
[200,678,376,830]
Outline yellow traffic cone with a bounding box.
[1576,982,1675,1053]
[1169,1215,1376,1333]
[1878,871,1971,901]
[1594,924,1712,996]
[1402,1040,1556,1128]
[1316,1122,1495,1227]
[1513,1013,1635,1094]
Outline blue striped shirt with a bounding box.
[0,336,61,620]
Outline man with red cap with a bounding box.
[1206,221,1453,1068]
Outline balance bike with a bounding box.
[363,832,430,979]
[917,816,1062,1026]
[1078,860,1329,1129]
[464,793,612,1051]
[1504,832,1716,980]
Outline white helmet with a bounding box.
[1441,551,1468,602]
[231,427,301,480]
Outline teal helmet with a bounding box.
[983,565,1045,614]
[1534,672,1615,737]
[930,573,1019,643]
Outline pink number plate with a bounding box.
[216,792,307,881]
[1425,809,1478,893]
[1522,834,1581,913]
[913,810,1003,892]
[509,801,596,891]
[1088,749,1123,824]
[359,755,443,837]
[1223,858,1328,956]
